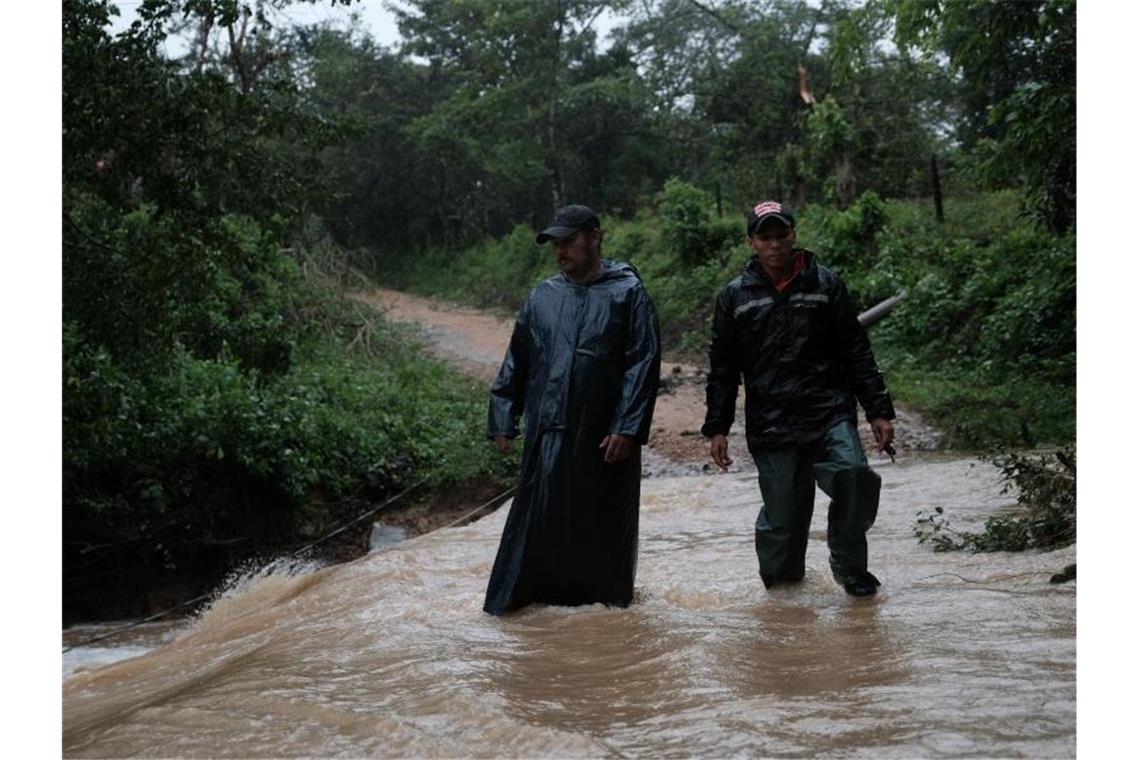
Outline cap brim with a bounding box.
[750,213,794,232]
[535,225,579,244]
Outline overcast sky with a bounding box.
[108,0,406,50]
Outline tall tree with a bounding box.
[885,0,1076,232]
[815,1,956,205]
[288,23,451,252]
[393,0,645,230]
[615,0,820,207]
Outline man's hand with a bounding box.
[709,433,733,471]
[599,433,637,463]
[870,418,895,453]
[493,435,514,455]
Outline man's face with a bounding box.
[748,218,796,271]
[553,228,601,281]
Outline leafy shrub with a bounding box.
[977,236,1075,380]
[798,191,889,304]
[914,448,1075,552]
[65,193,300,377]
[874,220,1075,383]
[375,222,546,314]
[656,178,740,266]
[64,291,519,617]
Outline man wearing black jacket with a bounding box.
[703,201,895,597]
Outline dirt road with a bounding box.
[351,288,943,475]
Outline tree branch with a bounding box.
[685,0,741,35]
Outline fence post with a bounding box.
[931,154,945,224]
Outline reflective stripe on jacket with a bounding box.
[702,250,894,450]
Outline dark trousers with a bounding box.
[750,421,881,587]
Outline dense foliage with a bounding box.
[63,0,516,619]
[886,0,1076,233]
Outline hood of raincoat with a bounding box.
[488,259,660,445]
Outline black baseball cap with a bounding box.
[535,204,600,244]
[746,200,795,235]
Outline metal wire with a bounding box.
[63,477,431,653]
[435,485,517,531]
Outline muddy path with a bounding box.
[350,287,946,477]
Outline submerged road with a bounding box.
[64,455,1075,756]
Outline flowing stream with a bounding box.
[63,453,1074,757]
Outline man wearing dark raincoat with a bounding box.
[703,201,896,597]
[484,205,661,615]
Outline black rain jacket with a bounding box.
[484,260,661,615]
[702,250,894,451]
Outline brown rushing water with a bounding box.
[62,454,1075,757]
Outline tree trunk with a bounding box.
[547,0,566,212]
[836,151,855,209]
[193,17,213,75]
[226,15,251,96]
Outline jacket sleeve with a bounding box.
[608,286,662,445]
[830,278,896,422]
[487,302,530,439]
[702,287,741,437]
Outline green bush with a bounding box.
[65,293,518,600]
[872,213,1075,385]
[915,448,1075,552]
[65,194,301,376]
[656,178,740,266]
[798,191,890,306]
[374,222,547,314]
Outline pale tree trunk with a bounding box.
[226,13,251,95]
[835,151,856,209]
[224,5,277,97]
[193,16,213,75]
[547,0,566,211]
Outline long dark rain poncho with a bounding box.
[484,260,661,615]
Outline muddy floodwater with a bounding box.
[63,454,1075,757]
